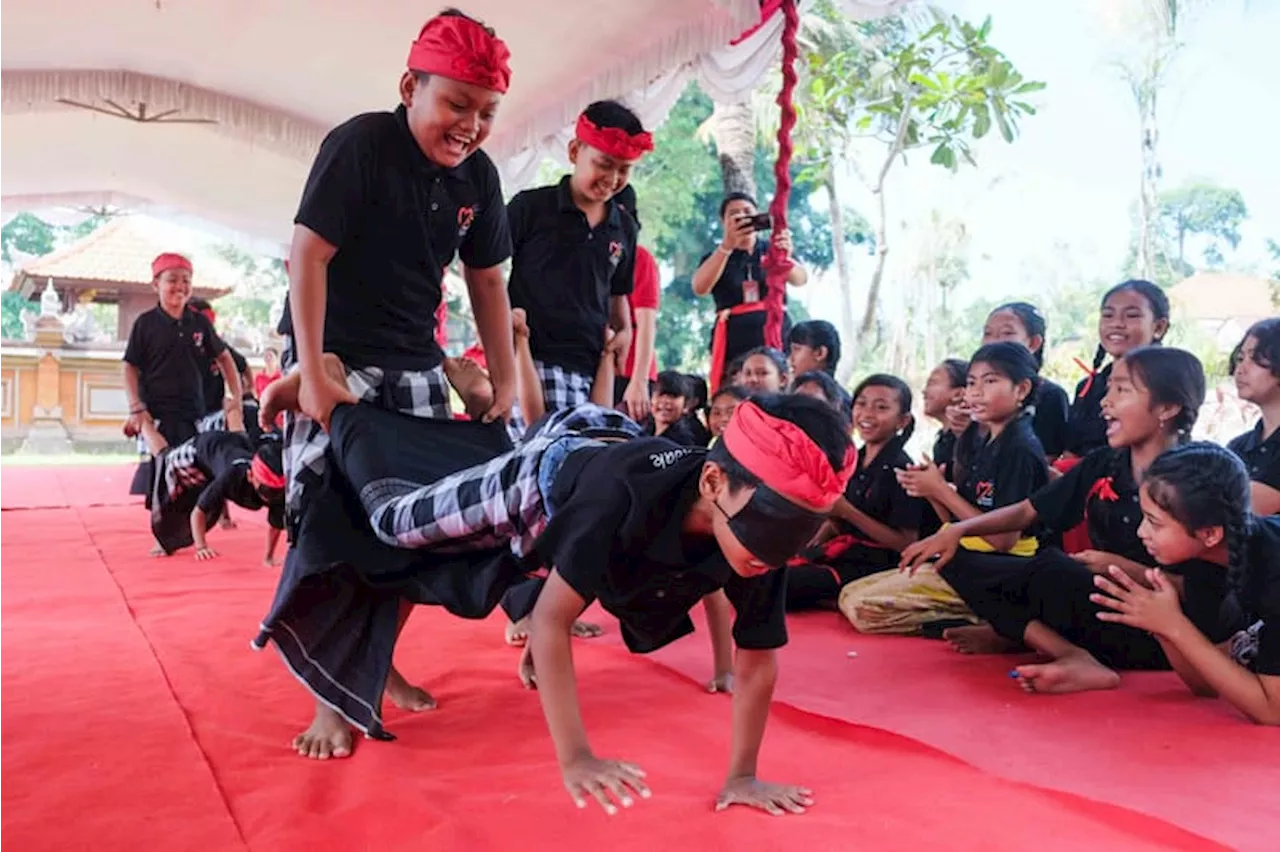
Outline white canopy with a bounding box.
[1,0,907,249]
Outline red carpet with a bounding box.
[1,466,1266,850]
[1,464,139,510]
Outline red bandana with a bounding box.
[250,455,285,491]
[721,401,855,510]
[152,253,192,279]
[407,15,512,94]
[574,115,654,161]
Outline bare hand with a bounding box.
[482,375,516,424]
[724,218,755,252]
[622,379,650,421]
[225,404,246,434]
[561,755,651,814]
[895,458,947,500]
[716,777,812,816]
[944,403,971,435]
[772,228,794,258]
[298,372,355,431]
[263,555,281,567]
[899,529,959,574]
[1073,549,1123,575]
[707,671,734,694]
[1091,566,1186,637]
[123,410,153,438]
[511,307,530,340]
[194,546,218,560]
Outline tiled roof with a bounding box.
[8,216,238,297]
[1169,272,1278,323]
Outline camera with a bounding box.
[736,212,772,232]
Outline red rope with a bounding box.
[762,0,799,350]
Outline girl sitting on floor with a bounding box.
[1227,318,1280,516]
[922,358,968,483]
[786,374,923,611]
[899,346,1207,664]
[1092,442,1279,725]
[739,346,788,394]
[980,301,1069,464]
[707,385,748,445]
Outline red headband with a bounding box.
[407,15,512,94]
[575,115,654,161]
[250,456,285,491]
[721,401,855,510]
[152,253,192,279]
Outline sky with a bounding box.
[796,0,1280,320]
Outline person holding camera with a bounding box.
[692,192,808,392]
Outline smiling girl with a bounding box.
[981,302,1069,463]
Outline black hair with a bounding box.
[707,392,854,493]
[1144,442,1254,597]
[1229,316,1280,380]
[941,358,968,389]
[721,354,748,389]
[793,370,852,420]
[1122,346,1205,443]
[711,385,749,405]
[967,341,1042,409]
[614,184,641,231]
[252,440,285,503]
[582,99,645,136]
[188,297,213,313]
[1092,279,1171,375]
[719,192,759,218]
[989,301,1048,368]
[743,346,789,381]
[851,373,915,454]
[683,374,708,410]
[788,320,842,376]
[654,370,690,399]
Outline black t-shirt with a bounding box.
[1241,516,1280,675]
[1228,420,1280,495]
[933,429,958,481]
[956,416,1049,512]
[838,443,923,545]
[198,342,250,415]
[707,243,773,312]
[1030,447,1151,564]
[1032,380,1070,459]
[1065,363,1112,457]
[191,432,285,529]
[123,306,226,421]
[507,177,637,376]
[644,416,700,447]
[537,438,788,653]
[278,106,511,369]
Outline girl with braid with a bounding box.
[1093,443,1280,725]
[900,348,1234,690]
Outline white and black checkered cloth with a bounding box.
[159,439,209,503]
[357,402,642,558]
[1230,619,1263,670]
[281,357,452,528]
[508,361,594,440]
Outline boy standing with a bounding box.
[261,8,519,758]
[123,253,244,500]
[506,100,652,424]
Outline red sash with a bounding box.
[709,302,768,394]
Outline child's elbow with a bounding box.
[1247,704,1280,726]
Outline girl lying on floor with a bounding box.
[897,348,1253,696]
[1091,442,1280,725]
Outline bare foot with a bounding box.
[571,620,603,639]
[384,666,436,711]
[505,616,531,646]
[260,354,349,428]
[292,703,353,759]
[149,542,168,558]
[218,511,237,530]
[943,624,1021,655]
[1013,653,1121,695]
[443,356,495,420]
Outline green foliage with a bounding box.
[1158,181,1248,268]
[628,83,868,372]
[797,3,1044,180]
[210,243,288,331]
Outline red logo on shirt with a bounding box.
[974,480,994,507]
[457,206,475,238]
[608,240,624,269]
[1087,477,1120,503]
[192,331,204,349]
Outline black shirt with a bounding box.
[1241,516,1280,675]
[838,443,923,544]
[278,105,511,369]
[1030,447,1151,564]
[123,306,226,421]
[199,342,249,415]
[1065,363,1112,457]
[538,438,788,653]
[644,417,700,447]
[703,243,790,359]
[507,177,637,376]
[191,432,285,529]
[933,429,958,481]
[1228,420,1280,495]
[1032,380,1070,459]
[956,416,1049,512]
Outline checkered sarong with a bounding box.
[160,439,209,502]
[357,403,641,558]
[509,361,594,440]
[197,409,226,433]
[282,358,451,530]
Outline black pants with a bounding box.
[939,548,1171,670]
[786,542,896,612]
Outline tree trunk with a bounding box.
[823,169,857,382]
[708,99,758,197]
[857,178,889,367]
[1135,78,1160,280]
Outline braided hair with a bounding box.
[1091,279,1171,375]
[1144,442,1254,597]
[1122,346,1206,444]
